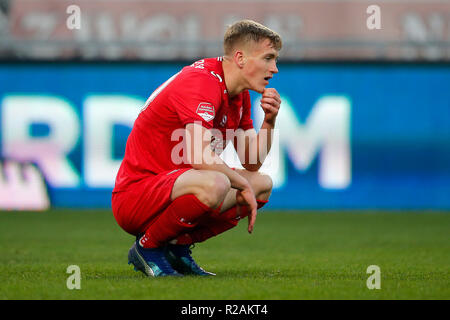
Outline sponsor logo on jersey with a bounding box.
[196,102,215,122]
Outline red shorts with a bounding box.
[111,168,192,236]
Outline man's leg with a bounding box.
[140,169,231,247]
[174,169,273,245]
[128,169,231,277]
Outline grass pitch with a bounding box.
[0,209,449,300]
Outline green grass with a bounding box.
[0,209,449,299]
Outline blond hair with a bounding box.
[223,20,282,55]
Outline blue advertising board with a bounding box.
[0,62,449,209]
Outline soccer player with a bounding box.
[112,20,282,277]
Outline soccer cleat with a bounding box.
[165,244,216,276]
[128,241,183,277]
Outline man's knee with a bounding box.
[192,171,231,208]
[248,171,273,200]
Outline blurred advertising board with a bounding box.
[0,62,449,209]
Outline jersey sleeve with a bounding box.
[170,70,222,129]
[239,90,254,131]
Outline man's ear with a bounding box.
[234,50,245,68]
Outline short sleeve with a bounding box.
[170,70,222,129]
[239,90,254,131]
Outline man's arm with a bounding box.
[185,123,258,233]
[235,88,281,171]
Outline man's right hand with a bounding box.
[236,185,258,234]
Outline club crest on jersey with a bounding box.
[196,102,215,122]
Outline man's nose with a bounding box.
[270,62,279,74]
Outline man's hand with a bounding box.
[236,186,258,233]
[260,88,281,125]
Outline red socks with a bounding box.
[139,194,214,248]
[139,194,269,248]
[175,199,268,245]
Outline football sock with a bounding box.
[139,194,215,248]
[175,199,268,245]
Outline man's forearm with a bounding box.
[243,119,275,171]
[258,119,275,161]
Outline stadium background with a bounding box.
[0,0,449,301]
[1,0,449,210]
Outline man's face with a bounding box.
[241,38,279,93]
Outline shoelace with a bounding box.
[177,245,204,271]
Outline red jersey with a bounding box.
[113,57,254,192]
